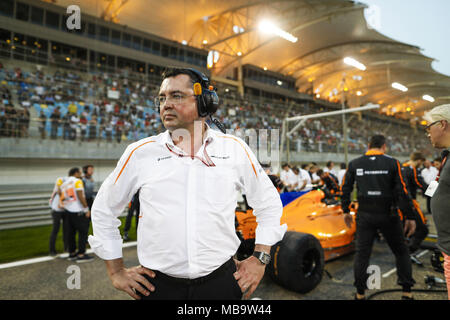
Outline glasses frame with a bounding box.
[424,120,444,136]
[154,93,195,109]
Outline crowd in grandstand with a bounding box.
[0,62,433,156]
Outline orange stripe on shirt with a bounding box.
[218,136,258,178]
[114,140,155,184]
[412,167,424,189]
[396,160,409,195]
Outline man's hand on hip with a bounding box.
[109,265,156,300]
[233,256,266,299]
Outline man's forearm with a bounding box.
[105,258,125,279]
[76,190,89,208]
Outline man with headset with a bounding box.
[89,68,286,300]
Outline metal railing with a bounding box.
[0,184,127,231]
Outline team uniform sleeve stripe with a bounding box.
[396,160,409,195]
[114,141,155,184]
[412,167,424,189]
[219,136,258,178]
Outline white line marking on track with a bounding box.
[382,249,429,278]
[0,241,137,270]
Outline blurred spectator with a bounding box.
[0,63,435,161]
[69,112,79,141]
[62,113,71,140]
[18,108,29,138]
[38,110,46,139]
[338,163,347,185]
[50,107,61,139]
[88,116,97,141]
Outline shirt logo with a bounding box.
[157,156,172,162]
[210,155,230,160]
[365,170,389,175]
[357,169,364,176]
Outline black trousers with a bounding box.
[66,211,90,255]
[86,198,94,210]
[137,258,243,300]
[49,210,68,253]
[426,196,432,215]
[354,211,415,294]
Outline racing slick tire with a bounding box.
[267,231,324,293]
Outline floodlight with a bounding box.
[343,57,366,71]
[391,82,408,92]
[258,20,298,43]
[422,94,435,102]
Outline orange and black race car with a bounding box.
[235,189,357,293]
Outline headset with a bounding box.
[185,68,219,118]
[158,67,225,133]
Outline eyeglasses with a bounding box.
[425,120,441,132]
[154,93,195,108]
[424,120,443,136]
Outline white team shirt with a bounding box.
[60,176,85,213]
[299,169,312,191]
[337,169,347,186]
[323,167,337,177]
[281,169,297,189]
[421,166,438,185]
[280,169,289,185]
[311,172,320,183]
[49,177,66,212]
[88,127,286,279]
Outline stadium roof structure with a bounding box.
[53,0,450,121]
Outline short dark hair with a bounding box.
[410,151,425,162]
[161,67,198,85]
[326,161,334,167]
[316,169,324,176]
[369,135,386,149]
[83,164,94,174]
[68,167,80,176]
[340,163,347,169]
[282,163,290,168]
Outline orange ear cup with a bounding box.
[193,82,202,95]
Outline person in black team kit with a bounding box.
[341,135,417,300]
[400,152,429,263]
[316,169,340,195]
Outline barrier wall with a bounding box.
[0,137,408,186]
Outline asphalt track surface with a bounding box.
[0,238,447,300]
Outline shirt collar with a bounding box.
[365,149,385,156]
[159,124,216,150]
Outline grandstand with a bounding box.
[0,0,448,229]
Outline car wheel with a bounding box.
[267,231,324,293]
